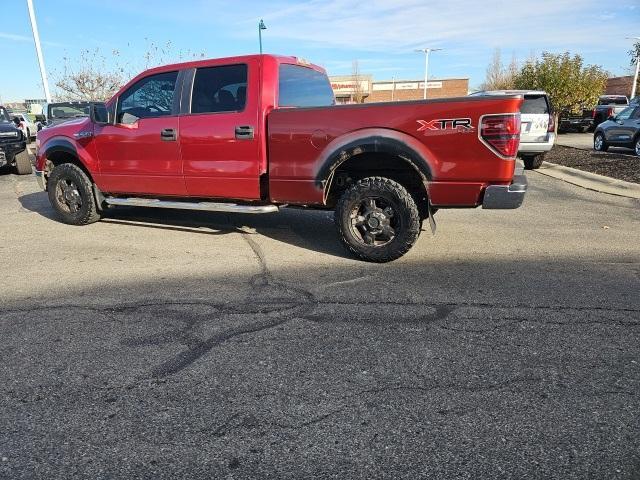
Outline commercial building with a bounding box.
[329,75,469,104]
[605,76,636,97]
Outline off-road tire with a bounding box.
[594,132,608,152]
[334,176,421,263]
[47,163,101,225]
[14,150,33,175]
[523,153,545,170]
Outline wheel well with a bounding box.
[325,152,429,214]
[44,150,94,183]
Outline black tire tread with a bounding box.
[47,163,101,225]
[14,150,32,175]
[334,176,421,263]
[523,153,545,170]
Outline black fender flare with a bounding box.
[314,131,434,200]
[41,137,79,161]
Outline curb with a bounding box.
[535,162,640,199]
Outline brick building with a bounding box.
[605,76,636,97]
[329,75,469,103]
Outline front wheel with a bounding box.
[594,132,608,152]
[47,163,101,225]
[523,153,545,170]
[635,137,640,157]
[334,177,421,262]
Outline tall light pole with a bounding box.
[258,19,267,54]
[415,47,442,100]
[26,0,51,103]
[627,36,640,100]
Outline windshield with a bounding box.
[521,95,549,114]
[0,107,10,123]
[48,103,91,119]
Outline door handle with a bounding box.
[160,128,177,141]
[235,126,254,140]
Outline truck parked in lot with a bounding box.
[0,105,31,175]
[36,54,526,262]
[592,95,629,129]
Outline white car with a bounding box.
[470,90,556,169]
[12,113,37,143]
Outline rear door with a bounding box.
[179,59,262,200]
[520,94,550,144]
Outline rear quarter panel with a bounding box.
[267,96,522,206]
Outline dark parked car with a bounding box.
[593,104,640,156]
[0,105,31,174]
[558,108,593,133]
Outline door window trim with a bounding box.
[182,63,249,116]
[114,70,181,124]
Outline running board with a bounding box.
[104,197,279,214]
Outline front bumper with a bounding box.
[482,174,527,209]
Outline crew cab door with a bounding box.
[93,70,186,195]
[179,59,262,200]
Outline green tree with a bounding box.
[514,52,608,116]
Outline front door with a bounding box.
[93,70,186,196]
[179,61,262,200]
[606,106,639,145]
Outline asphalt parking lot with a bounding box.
[1,167,639,479]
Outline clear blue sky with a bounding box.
[1,0,639,102]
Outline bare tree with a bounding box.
[351,60,366,103]
[54,48,128,101]
[481,48,518,90]
[52,41,207,102]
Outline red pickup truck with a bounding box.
[36,54,525,262]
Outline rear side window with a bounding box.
[521,95,549,114]
[191,64,248,114]
[278,64,335,108]
[599,97,627,106]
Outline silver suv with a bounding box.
[470,90,555,169]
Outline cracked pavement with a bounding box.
[1,166,639,479]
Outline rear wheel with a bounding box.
[523,153,545,170]
[47,163,101,225]
[14,150,32,175]
[25,129,31,144]
[635,137,640,157]
[334,176,421,263]
[594,132,608,152]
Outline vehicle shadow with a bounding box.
[18,191,350,259]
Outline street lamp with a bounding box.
[258,19,267,54]
[415,47,442,100]
[26,0,51,103]
[626,36,640,100]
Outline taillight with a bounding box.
[547,113,555,133]
[592,109,596,118]
[480,114,521,158]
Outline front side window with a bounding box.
[117,71,178,123]
[191,64,248,114]
[278,64,335,108]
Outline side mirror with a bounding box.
[90,103,110,125]
[12,117,20,126]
